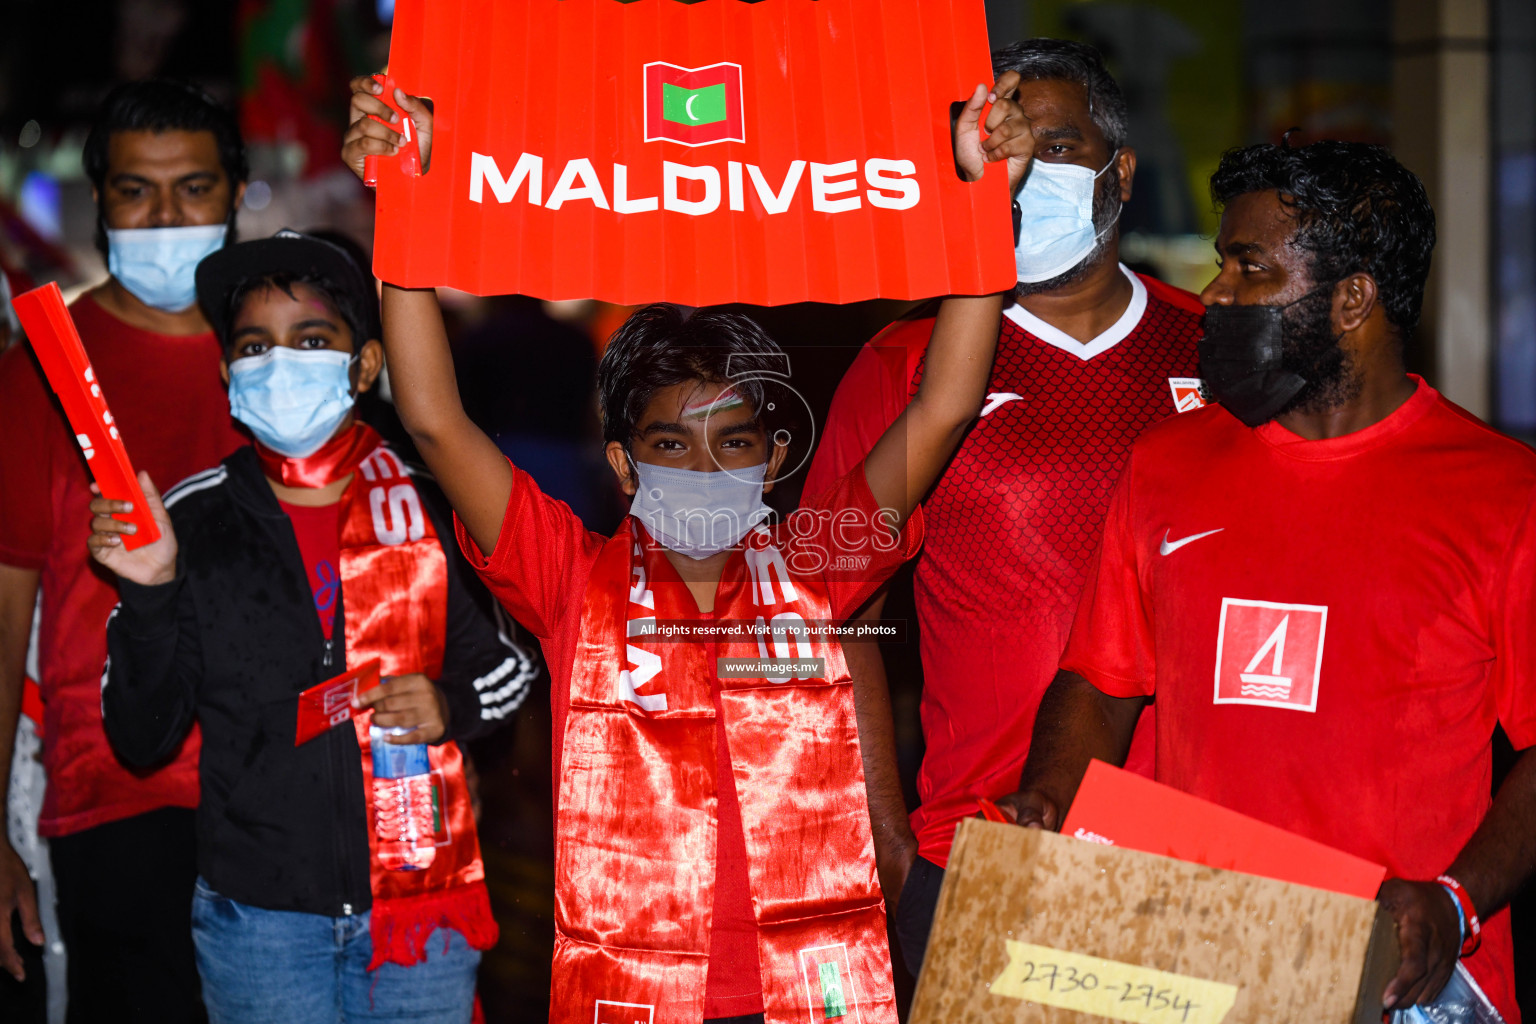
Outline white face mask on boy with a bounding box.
[627,460,772,559]
[227,348,357,458]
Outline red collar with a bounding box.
[1254,375,1436,462]
[255,423,380,488]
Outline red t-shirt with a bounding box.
[456,460,921,1019]
[1061,379,1536,1020]
[278,499,342,639]
[0,293,247,837]
[804,268,1203,866]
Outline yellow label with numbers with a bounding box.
[989,941,1239,1024]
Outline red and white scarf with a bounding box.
[258,424,498,969]
[553,517,896,1024]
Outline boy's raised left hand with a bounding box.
[357,673,449,744]
[343,75,434,182]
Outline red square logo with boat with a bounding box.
[1213,598,1327,712]
[644,62,745,146]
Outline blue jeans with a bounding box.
[191,877,480,1023]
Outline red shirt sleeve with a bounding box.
[1058,454,1156,698]
[794,460,923,622]
[453,460,605,639]
[1491,491,1536,749]
[0,345,61,569]
[802,319,929,502]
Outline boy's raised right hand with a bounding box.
[343,75,434,182]
[87,471,178,587]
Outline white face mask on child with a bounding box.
[627,460,772,559]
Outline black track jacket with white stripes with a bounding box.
[102,445,539,917]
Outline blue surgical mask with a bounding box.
[1014,153,1120,284]
[628,460,772,559]
[227,348,357,458]
[107,224,228,312]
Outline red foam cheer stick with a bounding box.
[362,73,422,188]
[12,282,161,550]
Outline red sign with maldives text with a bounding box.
[372,0,1014,306]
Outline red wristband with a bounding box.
[1436,874,1481,957]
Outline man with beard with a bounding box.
[803,38,1202,974]
[1001,139,1536,1020]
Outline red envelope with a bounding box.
[1060,759,1387,900]
[294,659,381,746]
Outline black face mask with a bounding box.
[1197,288,1334,428]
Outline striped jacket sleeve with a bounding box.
[101,466,226,766]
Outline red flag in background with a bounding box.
[373,0,1015,306]
[240,0,370,177]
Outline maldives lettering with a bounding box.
[469,55,921,217]
[469,153,920,217]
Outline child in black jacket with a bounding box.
[89,230,537,1023]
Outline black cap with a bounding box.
[195,229,380,346]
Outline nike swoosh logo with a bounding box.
[1159,528,1224,556]
[981,392,1024,417]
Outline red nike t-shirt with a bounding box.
[1062,379,1536,1020]
[805,268,1202,866]
[0,293,247,837]
[456,460,921,1019]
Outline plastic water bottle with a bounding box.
[1391,963,1505,1024]
[370,725,437,871]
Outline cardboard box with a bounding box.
[910,821,1399,1024]
[1060,760,1387,900]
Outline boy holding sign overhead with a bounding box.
[343,74,1026,1024]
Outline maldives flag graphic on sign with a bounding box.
[645,63,745,147]
[372,0,1012,306]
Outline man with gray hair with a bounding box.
[804,38,1204,974]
